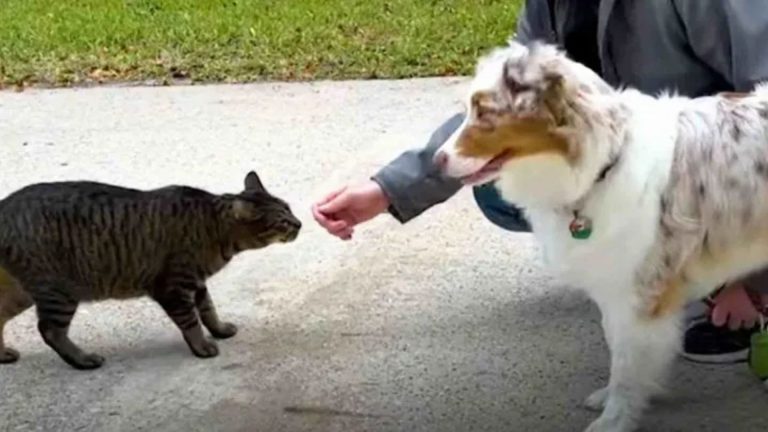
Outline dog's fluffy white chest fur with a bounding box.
[524,95,681,298]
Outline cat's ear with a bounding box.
[244,171,265,192]
[231,198,260,221]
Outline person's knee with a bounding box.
[472,184,531,232]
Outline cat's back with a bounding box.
[0,181,222,243]
[0,181,215,217]
[0,181,220,289]
[0,181,144,210]
[0,181,144,237]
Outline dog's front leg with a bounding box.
[584,296,682,432]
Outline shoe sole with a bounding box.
[680,348,749,364]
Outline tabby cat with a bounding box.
[0,171,300,370]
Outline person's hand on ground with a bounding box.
[311,180,390,240]
[710,283,764,330]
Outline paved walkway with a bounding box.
[0,79,766,431]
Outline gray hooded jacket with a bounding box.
[372,0,768,223]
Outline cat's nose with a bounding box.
[286,215,301,230]
[281,218,301,241]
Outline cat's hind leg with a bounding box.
[0,268,33,363]
[30,281,104,370]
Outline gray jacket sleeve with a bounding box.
[675,0,768,91]
[371,0,555,223]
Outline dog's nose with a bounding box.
[433,151,448,171]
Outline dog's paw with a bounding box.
[584,417,637,432]
[584,417,612,432]
[584,386,610,412]
[583,403,638,432]
[584,417,629,432]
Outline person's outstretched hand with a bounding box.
[311,180,390,240]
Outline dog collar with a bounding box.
[595,157,618,183]
[568,155,620,240]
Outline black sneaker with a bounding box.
[681,317,758,364]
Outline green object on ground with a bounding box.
[749,329,768,380]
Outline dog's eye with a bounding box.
[476,103,495,118]
[470,94,497,117]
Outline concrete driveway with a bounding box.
[0,79,766,432]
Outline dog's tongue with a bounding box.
[461,171,490,184]
[460,151,512,184]
[484,153,510,170]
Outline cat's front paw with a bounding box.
[190,339,219,358]
[210,322,238,339]
[0,347,20,363]
[69,353,105,370]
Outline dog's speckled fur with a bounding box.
[436,41,768,432]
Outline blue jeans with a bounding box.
[472,183,531,232]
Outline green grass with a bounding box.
[0,0,523,88]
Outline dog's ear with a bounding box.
[501,61,530,95]
[540,69,569,127]
[544,71,564,93]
